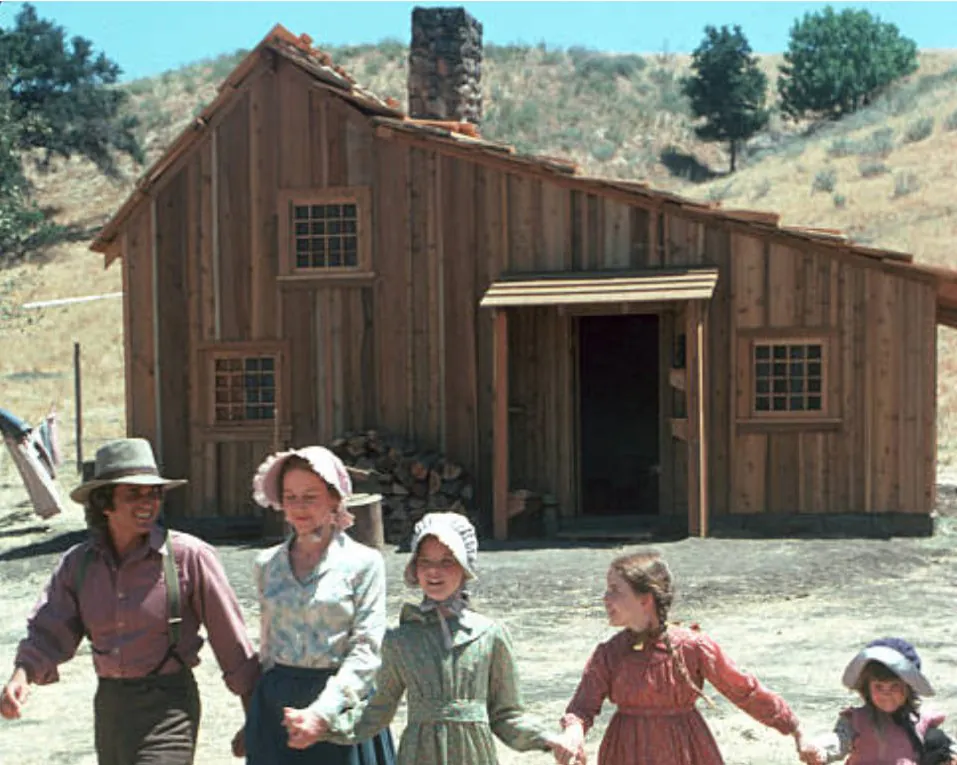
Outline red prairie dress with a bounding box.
[563,626,799,764]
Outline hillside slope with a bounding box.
[2,41,957,477]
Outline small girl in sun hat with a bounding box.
[318,511,581,765]
[801,637,957,765]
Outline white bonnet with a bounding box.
[252,446,355,530]
[404,512,478,587]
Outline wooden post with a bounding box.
[74,341,83,474]
[492,309,509,541]
[346,493,385,549]
[685,300,708,536]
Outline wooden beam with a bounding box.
[492,309,510,541]
[686,299,708,536]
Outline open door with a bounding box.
[578,314,660,516]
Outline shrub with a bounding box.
[812,168,837,193]
[892,172,920,198]
[945,108,957,132]
[857,127,895,158]
[859,160,889,178]
[903,116,934,144]
[833,193,847,208]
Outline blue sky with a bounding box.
[2,1,955,82]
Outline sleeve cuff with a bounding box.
[223,655,261,698]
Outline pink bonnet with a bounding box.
[252,446,355,530]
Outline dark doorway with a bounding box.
[579,314,660,516]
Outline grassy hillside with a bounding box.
[3,40,957,487]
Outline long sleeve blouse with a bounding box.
[254,531,386,721]
[14,526,260,696]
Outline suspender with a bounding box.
[75,530,184,672]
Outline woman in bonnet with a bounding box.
[243,445,396,765]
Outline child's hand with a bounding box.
[282,706,329,749]
[797,745,825,765]
[549,729,585,765]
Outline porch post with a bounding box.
[686,299,709,537]
[492,309,510,541]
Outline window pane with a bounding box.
[807,396,822,411]
[789,396,805,411]
[789,346,805,359]
[296,253,310,268]
[245,358,260,372]
[773,362,787,376]
[293,205,309,220]
[755,345,771,360]
[343,203,357,218]
[772,346,787,360]
[312,221,325,235]
[789,377,805,393]
[755,379,769,394]
[326,204,341,217]
[311,204,325,217]
[296,238,309,252]
[789,362,805,377]
[807,345,822,359]
[755,362,771,378]
[807,362,822,377]
[755,396,770,411]
[772,396,787,411]
[344,250,358,267]
[343,220,357,234]
[773,378,788,394]
[295,222,309,236]
[808,378,822,393]
[328,249,342,267]
[328,220,341,235]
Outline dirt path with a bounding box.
[2,485,957,764]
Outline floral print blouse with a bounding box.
[254,531,387,720]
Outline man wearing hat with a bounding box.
[0,438,261,765]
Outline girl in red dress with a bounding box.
[553,551,815,765]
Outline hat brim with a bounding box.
[70,476,187,505]
[842,645,935,696]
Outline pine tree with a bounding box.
[681,25,769,173]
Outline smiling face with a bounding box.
[415,536,466,602]
[603,567,659,633]
[104,483,164,548]
[280,467,339,537]
[868,677,909,714]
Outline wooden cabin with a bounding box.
[91,15,957,540]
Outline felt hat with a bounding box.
[842,637,935,696]
[70,438,187,504]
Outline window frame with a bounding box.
[199,341,291,439]
[277,186,373,281]
[736,330,840,432]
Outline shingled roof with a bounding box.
[89,24,957,326]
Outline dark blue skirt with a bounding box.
[246,665,396,765]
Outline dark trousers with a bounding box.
[94,669,201,765]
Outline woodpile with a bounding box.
[329,429,478,544]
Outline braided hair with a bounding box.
[610,551,715,707]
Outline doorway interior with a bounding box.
[578,313,660,516]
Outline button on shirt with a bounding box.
[15,526,260,697]
[255,531,386,720]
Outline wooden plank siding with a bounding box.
[728,232,937,517]
[110,62,940,531]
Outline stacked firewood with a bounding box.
[329,429,478,544]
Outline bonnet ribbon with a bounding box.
[418,588,469,650]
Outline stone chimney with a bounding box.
[408,6,483,125]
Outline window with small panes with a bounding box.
[752,341,825,415]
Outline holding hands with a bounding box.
[0,668,29,720]
[550,720,587,765]
[282,706,329,749]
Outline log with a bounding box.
[428,469,443,496]
[441,460,463,481]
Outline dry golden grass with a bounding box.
[2,43,957,486]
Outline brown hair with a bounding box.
[84,485,115,532]
[855,660,922,748]
[610,550,714,707]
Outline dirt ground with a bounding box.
[2,473,957,765]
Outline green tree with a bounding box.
[0,3,143,261]
[681,25,769,173]
[778,5,918,121]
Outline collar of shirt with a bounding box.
[400,601,494,649]
[89,524,167,565]
[283,530,347,582]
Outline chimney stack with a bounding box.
[408,6,483,125]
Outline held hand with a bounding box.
[796,744,825,765]
[549,729,585,765]
[0,668,29,720]
[282,706,329,750]
[230,725,246,758]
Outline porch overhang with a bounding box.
[479,267,719,309]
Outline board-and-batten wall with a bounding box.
[719,235,937,518]
[119,54,936,524]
